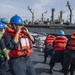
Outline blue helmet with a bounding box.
[10,15,23,25]
[58,30,65,35]
[0,23,6,29]
[1,18,8,23]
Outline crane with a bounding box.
[41,11,47,22]
[28,6,34,24]
[66,1,72,23]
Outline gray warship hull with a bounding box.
[25,24,75,35]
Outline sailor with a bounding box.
[0,22,9,75]
[43,34,55,63]
[62,32,75,75]
[1,18,11,28]
[1,18,10,72]
[2,15,36,75]
[49,30,67,74]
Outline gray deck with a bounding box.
[30,48,74,75]
[7,47,74,75]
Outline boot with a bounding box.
[64,74,67,75]
[70,72,74,75]
[49,68,53,74]
[43,59,46,63]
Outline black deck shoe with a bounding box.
[43,60,46,64]
[64,74,67,75]
[49,69,53,74]
[70,72,74,75]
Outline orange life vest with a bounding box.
[3,28,33,58]
[45,35,55,46]
[67,35,75,50]
[54,36,67,51]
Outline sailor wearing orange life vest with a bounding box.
[3,15,36,75]
[62,32,75,75]
[43,34,55,63]
[49,30,68,74]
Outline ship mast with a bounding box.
[41,11,47,22]
[59,10,65,23]
[28,6,34,24]
[66,1,72,24]
[51,8,55,23]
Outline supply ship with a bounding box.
[24,1,75,35]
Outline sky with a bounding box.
[0,0,75,23]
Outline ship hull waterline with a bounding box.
[25,24,75,35]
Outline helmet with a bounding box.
[1,18,8,23]
[58,30,65,35]
[10,15,23,25]
[0,23,6,29]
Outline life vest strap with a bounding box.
[10,55,29,60]
[19,49,29,52]
[68,44,75,46]
[55,46,65,48]
[67,46,75,50]
[46,43,52,46]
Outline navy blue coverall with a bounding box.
[0,39,7,75]
[3,34,36,75]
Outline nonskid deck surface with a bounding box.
[31,48,64,75]
[7,47,73,75]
